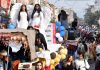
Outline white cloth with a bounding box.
[17,12,29,29]
[42,6,52,30]
[96,45,100,54]
[75,59,90,70]
[9,41,22,53]
[35,50,51,60]
[31,11,44,28]
[10,3,22,24]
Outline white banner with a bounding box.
[45,23,56,44]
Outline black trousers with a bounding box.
[95,61,100,70]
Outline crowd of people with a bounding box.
[0,3,100,70]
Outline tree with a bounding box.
[84,6,100,27]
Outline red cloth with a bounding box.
[33,25,40,29]
[45,65,50,70]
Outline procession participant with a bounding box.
[30,26,47,51]
[31,4,44,29]
[58,10,69,30]
[17,4,29,29]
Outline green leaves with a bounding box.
[84,6,100,26]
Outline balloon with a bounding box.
[56,26,58,29]
[54,62,59,66]
[58,36,63,42]
[61,54,66,60]
[39,48,43,52]
[50,52,56,59]
[56,54,61,59]
[56,33,61,38]
[60,31,65,37]
[50,65,55,70]
[60,26,65,31]
[60,46,64,48]
[59,49,64,54]
[50,59,55,65]
[63,48,68,55]
[54,57,60,63]
[58,47,63,52]
[56,21,61,26]
[8,23,16,29]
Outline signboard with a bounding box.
[45,23,56,44]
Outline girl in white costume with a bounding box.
[31,4,44,29]
[75,52,90,70]
[17,4,29,29]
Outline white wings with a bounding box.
[10,3,22,23]
[41,6,52,30]
[26,5,34,20]
[10,3,34,24]
[10,3,52,29]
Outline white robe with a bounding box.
[31,11,44,28]
[75,59,90,70]
[17,12,28,29]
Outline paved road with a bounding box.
[88,59,95,70]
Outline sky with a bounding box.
[48,0,95,18]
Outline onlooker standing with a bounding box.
[75,52,90,70]
[62,55,75,70]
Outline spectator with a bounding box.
[75,52,90,70]
[35,61,44,70]
[62,55,75,70]
[31,4,44,28]
[17,4,29,29]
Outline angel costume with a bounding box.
[17,11,28,29]
[31,11,44,28]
